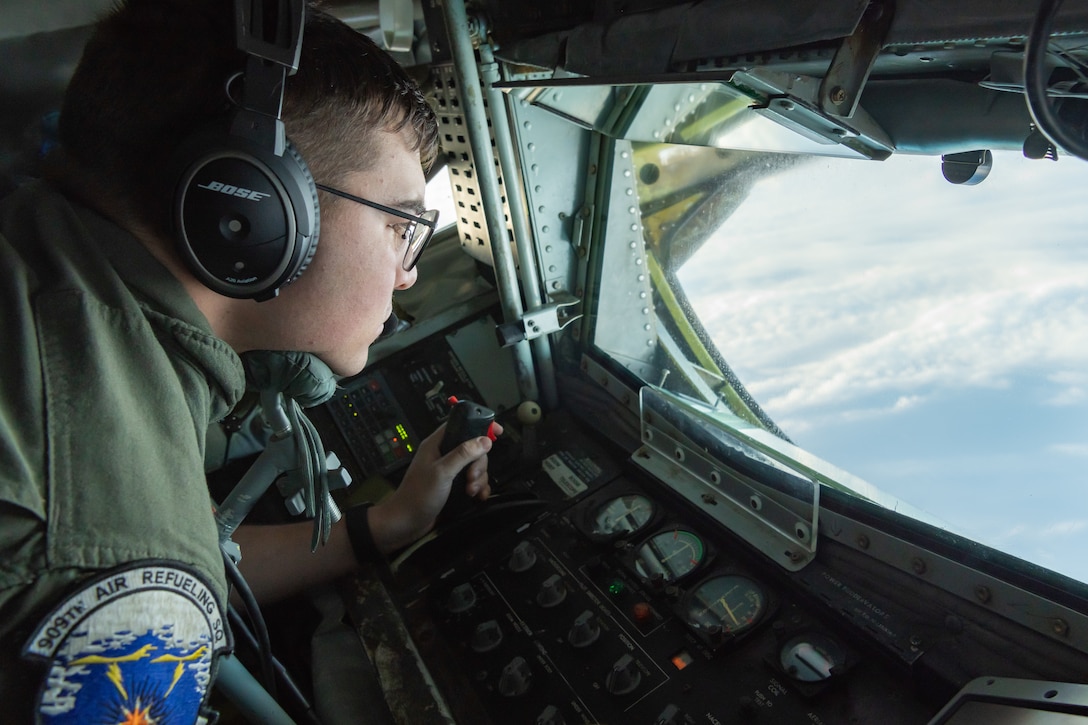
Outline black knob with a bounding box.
[605,654,642,695]
[537,705,567,725]
[509,541,538,572]
[499,656,532,697]
[471,620,504,653]
[567,610,601,648]
[446,583,476,614]
[536,574,568,608]
[655,704,682,725]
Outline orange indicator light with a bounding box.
[671,651,694,670]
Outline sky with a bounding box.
[677,149,1088,584]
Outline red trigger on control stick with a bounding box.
[445,396,498,443]
[438,397,498,522]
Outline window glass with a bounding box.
[427,167,457,232]
[671,148,1088,582]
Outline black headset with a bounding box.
[172,0,317,301]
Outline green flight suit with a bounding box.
[0,181,244,720]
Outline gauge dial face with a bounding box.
[684,575,766,636]
[591,494,655,537]
[634,529,705,582]
[779,633,845,682]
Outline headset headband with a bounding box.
[172,0,318,301]
[232,0,305,154]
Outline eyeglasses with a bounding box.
[316,183,439,271]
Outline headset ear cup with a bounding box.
[283,140,319,282]
[171,130,319,301]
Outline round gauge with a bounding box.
[779,633,846,682]
[591,494,655,538]
[684,575,767,636]
[634,529,705,583]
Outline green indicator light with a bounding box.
[608,580,625,596]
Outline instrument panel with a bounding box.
[318,310,1088,725]
[388,434,930,725]
[315,311,928,723]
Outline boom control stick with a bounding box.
[438,396,498,522]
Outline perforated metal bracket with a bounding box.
[496,298,582,346]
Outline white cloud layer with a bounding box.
[1051,443,1088,457]
[681,152,1088,422]
[676,149,1088,582]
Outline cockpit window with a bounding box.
[426,166,458,234]
[610,141,1088,582]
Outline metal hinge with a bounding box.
[496,297,582,346]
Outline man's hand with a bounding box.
[231,421,503,604]
[366,421,503,553]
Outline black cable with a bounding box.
[221,551,278,700]
[227,607,322,725]
[1024,0,1088,161]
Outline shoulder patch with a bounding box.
[23,561,230,725]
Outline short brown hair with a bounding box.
[53,0,438,237]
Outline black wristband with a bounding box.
[343,503,382,565]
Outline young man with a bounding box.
[0,1,495,720]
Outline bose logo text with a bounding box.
[197,181,271,201]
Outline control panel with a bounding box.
[321,309,519,481]
[327,369,418,475]
[318,310,1088,725]
[386,415,934,725]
